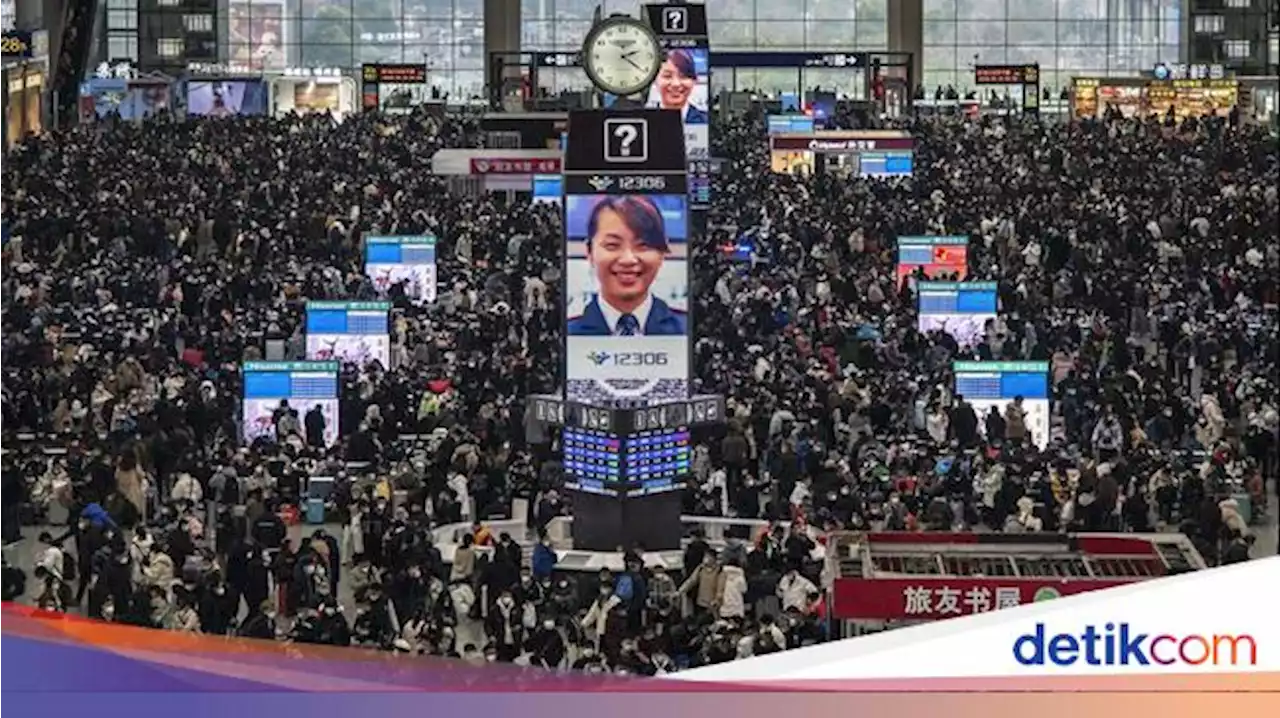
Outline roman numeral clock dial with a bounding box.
[582,16,662,97]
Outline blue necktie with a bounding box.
[617,313,640,336]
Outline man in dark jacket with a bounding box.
[227,535,270,616]
[949,394,980,447]
[305,405,327,448]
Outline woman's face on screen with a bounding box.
[657,60,695,110]
[588,208,664,308]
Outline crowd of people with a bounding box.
[2,98,1276,671]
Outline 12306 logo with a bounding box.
[587,351,668,366]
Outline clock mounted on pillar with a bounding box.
[581,15,663,97]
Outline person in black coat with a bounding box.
[199,573,239,635]
[226,535,270,615]
[486,589,524,662]
[305,404,327,448]
[238,600,277,640]
[525,618,566,668]
[950,394,980,448]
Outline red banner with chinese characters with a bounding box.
[469,157,562,175]
[832,577,1138,621]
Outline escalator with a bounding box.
[52,0,100,127]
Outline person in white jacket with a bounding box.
[171,473,204,505]
[582,585,622,650]
[715,561,748,620]
[777,568,817,614]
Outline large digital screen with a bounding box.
[241,361,340,447]
[897,235,969,286]
[532,174,563,205]
[565,194,690,405]
[645,47,709,160]
[953,361,1051,450]
[186,80,268,116]
[625,428,691,495]
[81,79,171,120]
[562,428,623,495]
[364,235,437,304]
[561,427,690,496]
[917,281,998,347]
[304,301,391,369]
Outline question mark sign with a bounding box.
[615,124,638,156]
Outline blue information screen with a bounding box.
[563,428,623,495]
[917,281,999,314]
[305,302,390,335]
[625,428,691,494]
[243,363,340,399]
[953,362,1049,400]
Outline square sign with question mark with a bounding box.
[604,118,649,164]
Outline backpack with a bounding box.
[614,573,635,602]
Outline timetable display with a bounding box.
[563,428,623,495]
[917,281,998,347]
[304,301,392,369]
[560,426,691,495]
[625,428,691,495]
[241,361,340,447]
[953,361,1050,449]
[364,234,437,304]
[897,235,969,284]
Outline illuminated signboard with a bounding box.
[974,64,1039,85]
[2,30,32,59]
[362,63,428,84]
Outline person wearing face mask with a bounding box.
[526,617,566,669]
[199,571,239,635]
[238,599,278,640]
[485,589,523,663]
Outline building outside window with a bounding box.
[923,0,1182,96]
[207,0,486,99]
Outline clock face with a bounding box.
[582,18,662,97]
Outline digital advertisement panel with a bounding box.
[897,235,970,285]
[917,281,998,347]
[644,3,710,162]
[565,193,690,405]
[953,361,1051,450]
[186,80,269,116]
[363,234,437,304]
[241,361,340,447]
[304,301,391,369]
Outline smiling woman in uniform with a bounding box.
[567,196,687,337]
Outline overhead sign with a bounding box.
[2,30,32,59]
[974,64,1039,85]
[469,157,562,175]
[361,63,427,84]
[832,577,1137,621]
[1153,62,1227,81]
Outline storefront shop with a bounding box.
[2,29,49,146]
[79,63,174,121]
[1071,76,1241,120]
[270,67,357,119]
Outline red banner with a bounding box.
[832,577,1137,621]
[469,157,562,175]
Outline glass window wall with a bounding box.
[923,0,1183,95]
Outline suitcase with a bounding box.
[305,498,326,525]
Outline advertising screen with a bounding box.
[565,193,690,405]
[82,79,171,120]
[364,235,437,304]
[187,80,268,116]
[897,235,969,285]
[770,131,914,178]
[953,361,1051,450]
[917,281,998,347]
[644,4,710,161]
[304,301,391,369]
[241,361,339,447]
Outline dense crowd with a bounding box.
[2,102,1276,671]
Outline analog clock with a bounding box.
[581,16,663,97]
